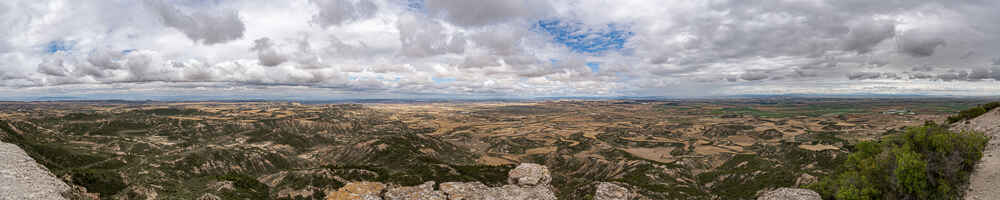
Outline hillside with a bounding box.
[950,106,1000,200]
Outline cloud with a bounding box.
[251,37,287,67]
[460,55,500,68]
[848,72,892,80]
[4,0,1000,98]
[841,19,896,54]
[424,0,552,27]
[993,67,1000,80]
[145,0,246,45]
[37,57,70,77]
[967,68,991,80]
[911,65,934,72]
[310,0,378,28]
[397,14,465,57]
[740,71,769,81]
[899,30,946,57]
[937,72,963,81]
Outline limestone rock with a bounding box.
[483,185,556,200]
[384,181,445,200]
[197,193,221,200]
[439,182,488,200]
[327,182,386,200]
[757,188,821,200]
[795,173,817,186]
[507,163,551,186]
[0,142,73,200]
[595,182,629,200]
[327,163,557,200]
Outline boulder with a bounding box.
[484,185,556,200]
[384,181,446,200]
[327,182,386,200]
[757,188,821,200]
[440,182,488,200]
[507,163,551,186]
[197,193,221,200]
[326,163,557,200]
[595,182,629,200]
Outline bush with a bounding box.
[947,102,1000,123]
[69,169,127,197]
[217,173,270,199]
[808,123,988,200]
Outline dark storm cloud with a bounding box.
[424,0,552,27]
[937,72,963,81]
[842,19,896,54]
[145,0,246,45]
[993,67,1000,80]
[899,30,946,57]
[740,72,769,81]
[848,72,893,80]
[967,68,991,80]
[911,65,934,72]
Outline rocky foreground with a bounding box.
[951,108,1000,200]
[0,142,72,200]
[322,162,819,200]
[324,163,563,200]
[0,139,823,200]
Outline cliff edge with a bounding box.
[951,108,1000,200]
[0,142,73,200]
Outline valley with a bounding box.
[0,98,987,199]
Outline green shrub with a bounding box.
[69,169,127,197]
[217,173,270,199]
[947,102,999,123]
[808,123,988,200]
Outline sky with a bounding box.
[1,0,1000,100]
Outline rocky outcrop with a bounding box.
[756,188,821,200]
[507,163,550,186]
[951,108,1000,200]
[196,193,222,200]
[326,163,556,200]
[594,182,629,200]
[0,142,73,200]
[385,181,447,200]
[327,181,386,200]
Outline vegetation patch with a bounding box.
[68,169,128,197]
[946,102,1000,123]
[217,173,271,200]
[808,123,989,200]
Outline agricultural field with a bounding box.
[0,98,989,199]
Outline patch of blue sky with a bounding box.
[121,49,137,54]
[432,77,455,84]
[535,20,633,54]
[375,76,402,82]
[406,0,423,11]
[45,40,75,54]
[586,62,600,73]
